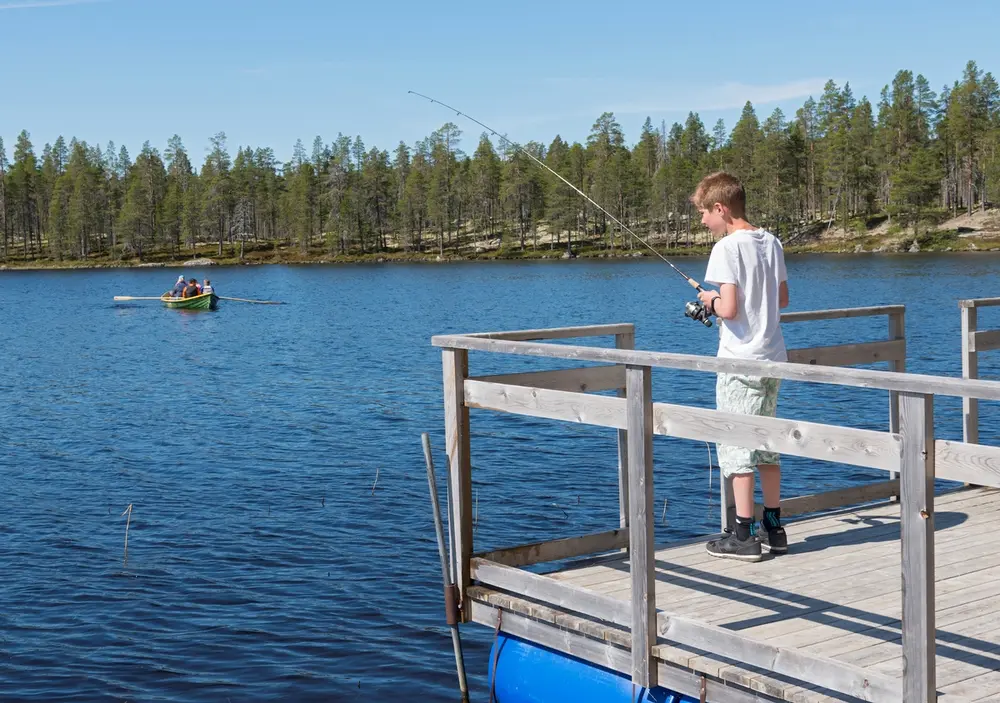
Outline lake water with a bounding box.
[3,254,1000,701]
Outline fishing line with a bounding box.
[408,90,716,326]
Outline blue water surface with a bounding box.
[3,254,1000,701]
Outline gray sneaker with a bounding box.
[759,527,788,554]
[706,532,763,562]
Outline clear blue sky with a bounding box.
[1,0,997,164]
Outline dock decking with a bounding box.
[432,305,1000,702]
[470,487,1000,702]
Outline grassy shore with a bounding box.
[3,213,999,271]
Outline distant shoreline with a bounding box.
[1,241,996,272]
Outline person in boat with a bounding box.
[202,279,214,295]
[169,275,186,297]
[182,278,202,298]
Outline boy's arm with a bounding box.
[701,239,739,320]
[708,284,738,320]
[776,241,789,308]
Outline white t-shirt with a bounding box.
[704,228,787,362]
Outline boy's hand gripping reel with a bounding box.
[683,278,714,327]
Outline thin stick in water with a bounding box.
[121,503,133,567]
[420,433,470,701]
[661,498,668,526]
[371,468,380,495]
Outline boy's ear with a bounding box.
[712,202,727,217]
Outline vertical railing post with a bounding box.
[888,308,906,497]
[443,348,473,621]
[961,302,979,444]
[625,364,655,687]
[899,392,935,702]
[616,330,635,533]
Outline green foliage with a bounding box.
[2,60,1000,263]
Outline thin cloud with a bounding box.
[0,0,108,9]
[614,78,830,114]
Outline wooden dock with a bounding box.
[432,306,1000,703]
[476,487,1000,702]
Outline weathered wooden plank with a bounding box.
[970,329,1000,353]
[626,364,656,687]
[655,614,899,701]
[471,589,870,703]
[470,365,625,393]
[442,348,473,619]
[779,305,906,322]
[464,379,623,428]
[700,546,1000,652]
[786,339,906,367]
[467,596,786,703]
[936,440,1000,488]
[465,323,634,341]
[469,558,899,701]
[706,564,1000,700]
[472,558,629,625]
[592,499,999,639]
[960,297,1000,309]
[466,380,901,471]
[676,506,989,628]
[775,479,900,519]
[570,487,988,593]
[843,600,1000,684]
[637,535,991,627]
[616,331,634,532]
[939,667,1000,701]
[788,595,1000,701]
[652,402,901,473]
[962,306,979,445]
[569,491,912,589]
[899,392,936,702]
[567,488,989,595]
[433,333,1000,400]
[473,528,629,568]
[678,520,1000,626]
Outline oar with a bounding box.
[114,296,164,301]
[218,296,284,305]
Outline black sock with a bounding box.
[735,515,753,541]
[763,506,781,532]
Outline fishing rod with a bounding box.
[408,90,715,327]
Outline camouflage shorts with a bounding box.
[715,373,781,477]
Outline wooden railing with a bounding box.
[959,296,1000,443]
[717,305,906,532]
[433,313,1000,702]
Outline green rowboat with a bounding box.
[160,292,219,310]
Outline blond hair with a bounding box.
[690,172,746,218]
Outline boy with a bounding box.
[692,172,790,562]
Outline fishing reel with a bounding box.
[684,300,714,327]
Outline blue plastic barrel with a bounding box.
[488,634,700,703]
